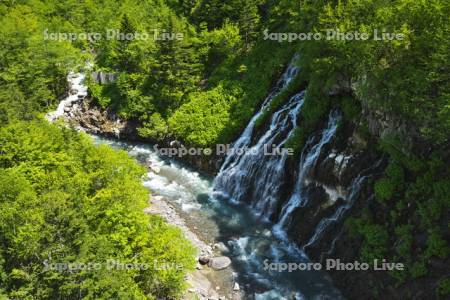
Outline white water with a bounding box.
[302,174,366,251]
[209,58,349,298]
[218,55,299,173]
[213,56,303,219]
[274,110,342,237]
[91,136,342,299]
[214,92,305,219]
[45,72,88,122]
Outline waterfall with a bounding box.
[47,59,346,298]
[213,92,304,219]
[302,174,367,251]
[273,110,341,237]
[302,157,383,250]
[217,55,300,173]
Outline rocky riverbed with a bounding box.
[144,195,242,300]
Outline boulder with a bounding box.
[208,256,231,270]
[198,256,210,265]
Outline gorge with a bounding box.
[50,56,389,299]
[1,1,448,299]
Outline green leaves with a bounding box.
[0,2,80,124]
[138,113,169,140]
[168,83,241,146]
[0,121,195,298]
[375,162,405,203]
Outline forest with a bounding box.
[0,0,449,299]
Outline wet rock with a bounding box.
[170,140,181,147]
[198,256,210,265]
[233,282,240,291]
[208,256,231,270]
[286,185,337,247]
[213,242,229,253]
[69,89,78,95]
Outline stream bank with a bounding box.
[47,72,239,300]
[62,96,224,175]
[48,71,343,300]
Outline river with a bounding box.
[91,136,343,300]
[48,69,343,299]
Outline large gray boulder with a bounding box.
[208,256,231,270]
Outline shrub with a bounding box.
[138,113,169,141]
[437,277,450,297]
[374,178,395,203]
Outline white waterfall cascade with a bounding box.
[302,174,367,251]
[217,55,300,173]
[304,157,383,252]
[213,91,305,219]
[213,57,302,219]
[45,72,88,122]
[273,110,342,238]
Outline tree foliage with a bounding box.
[0,121,195,299]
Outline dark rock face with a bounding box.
[267,113,398,299]
[284,141,379,257]
[361,100,430,155]
[287,185,343,247]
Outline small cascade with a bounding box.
[274,110,341,236]
[302,157,383,252]
[46,72,88,122]
[302,174,367,251]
